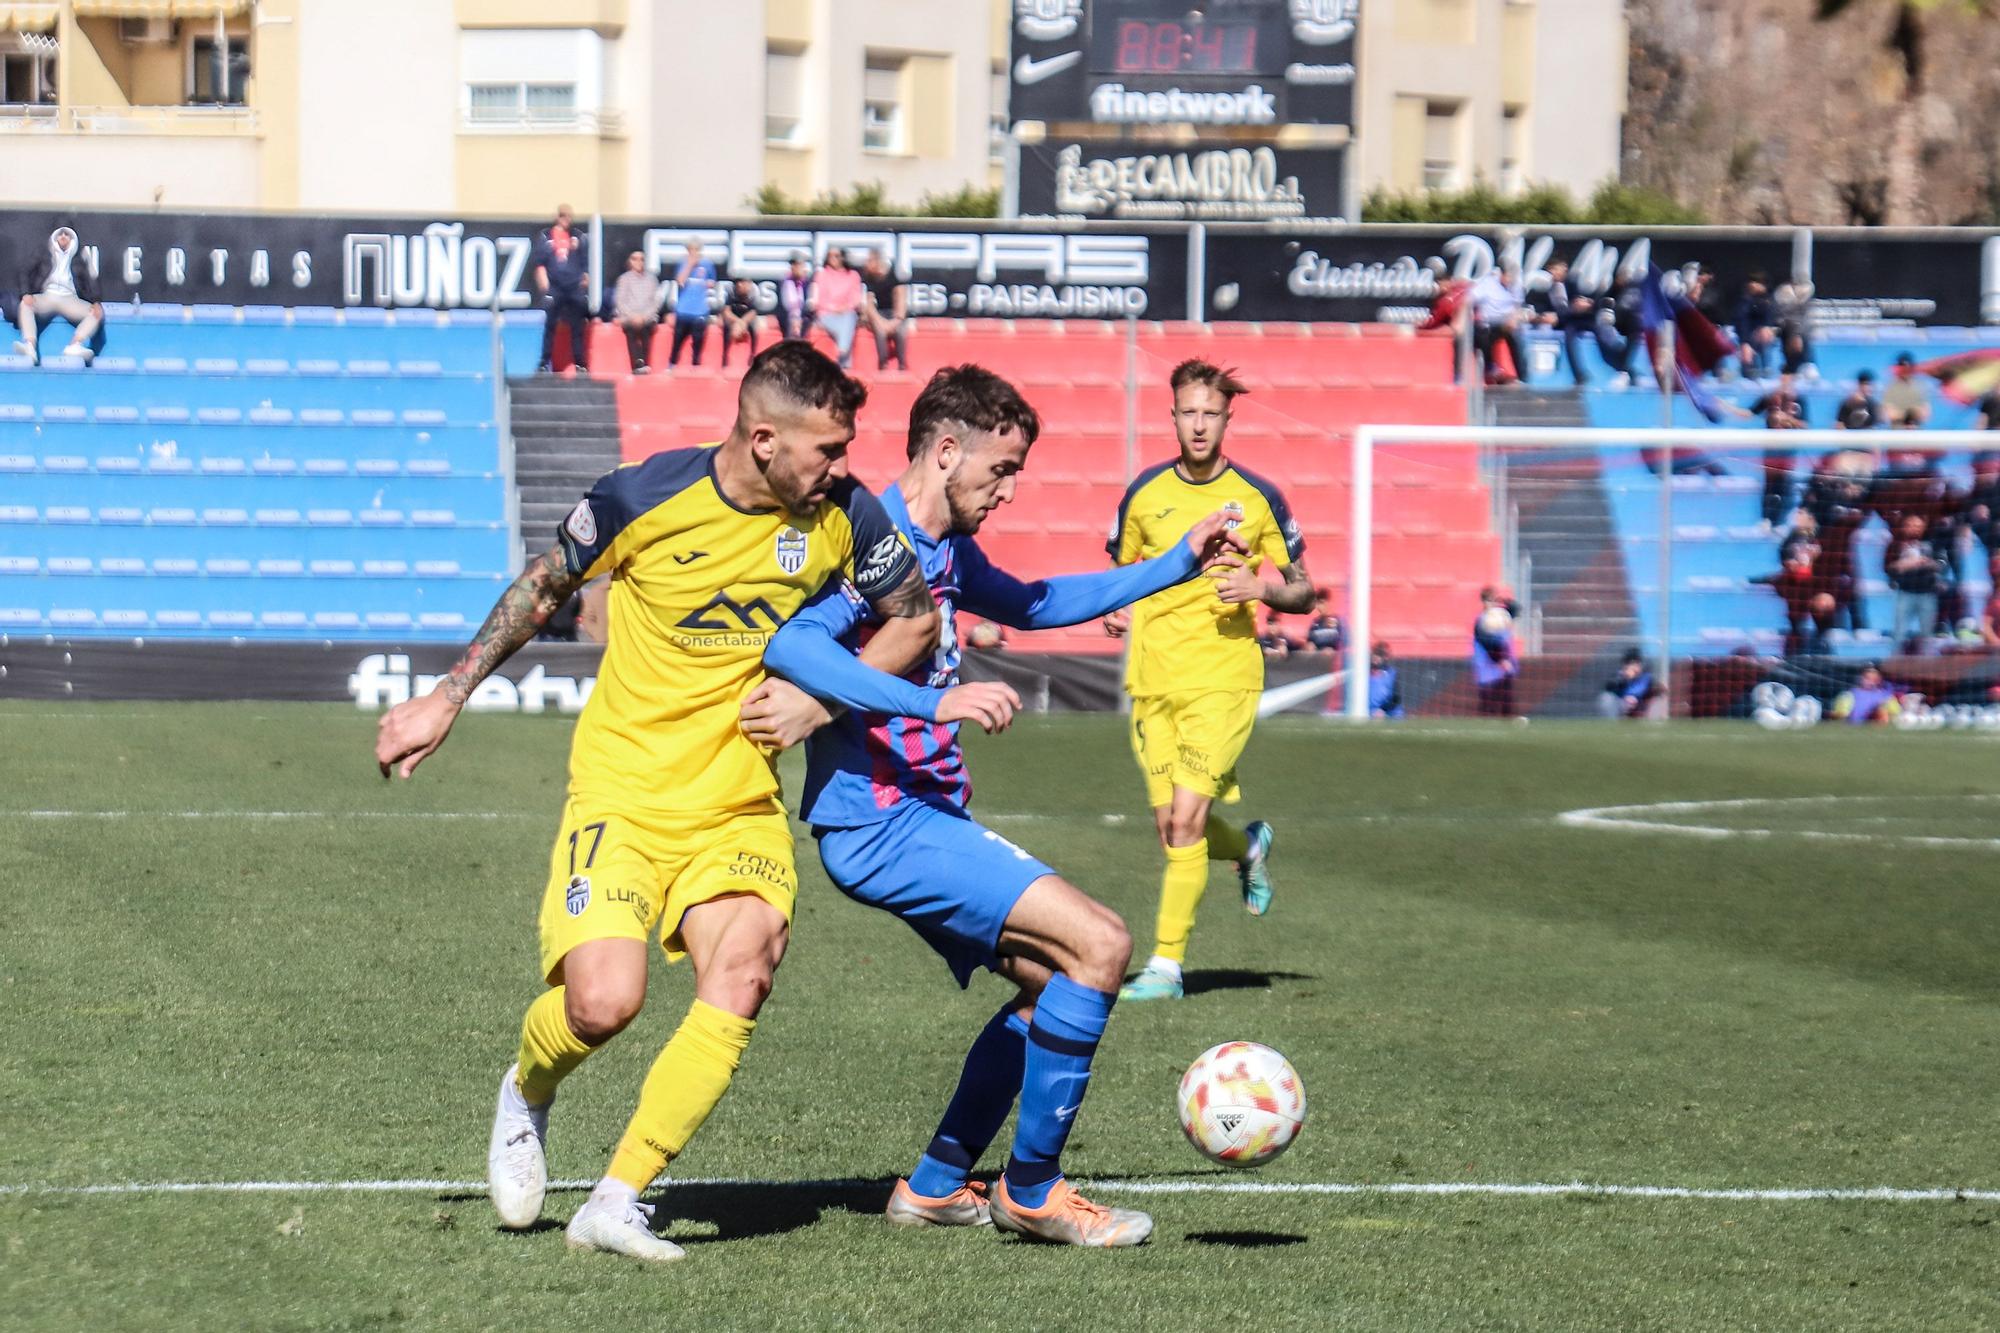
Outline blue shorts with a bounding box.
[815,801,1056,988]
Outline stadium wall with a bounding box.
[10,638,2000,728]
[0,208,1994,325]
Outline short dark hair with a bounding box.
[739,341,868,428]
[906,364,1042,460]
[1170,358,1249,403]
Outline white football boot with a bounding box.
[486,1063,550,1229]
[565,1195,688,1264]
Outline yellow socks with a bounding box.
[516,986,596,1106]
[1151,839,1211,965]
[606,1000,756,1192]
[1204,816,1249,863]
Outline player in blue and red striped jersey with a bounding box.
[739,365,1242,1247]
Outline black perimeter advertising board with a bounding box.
[0,209,1993,327]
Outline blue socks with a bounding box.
[1004,975,1116,1209]
[907,1007,1029,1200]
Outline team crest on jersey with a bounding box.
[775,526,809,576]
[1223,500,1245,531]
[564,499,597,546]
[565,875,591,917]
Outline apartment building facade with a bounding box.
[0,0,1624,219]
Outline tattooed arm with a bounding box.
[857,565,941,677]
[374,546,585,778]
[1212,555,1317,614]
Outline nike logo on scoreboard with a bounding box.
[1014,51,1082,85]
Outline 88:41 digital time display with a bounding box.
[1087,4,1288,78]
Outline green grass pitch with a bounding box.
[2,704,1997,1330]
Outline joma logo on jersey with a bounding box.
[677,594,785,632]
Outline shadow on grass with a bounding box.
[444,1177,900,1245]
[1185,1229,1308,1248]
[658,1177,896,1244]
[1182,969,1314,996]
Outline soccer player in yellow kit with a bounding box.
[374,343,1019,1262]
[1105,360,1313,1002]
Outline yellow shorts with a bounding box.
[536,797,797,982]
[1128,690,1256,809]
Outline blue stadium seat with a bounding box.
[0,308,515,640]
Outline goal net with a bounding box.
[1337,425,2000,725]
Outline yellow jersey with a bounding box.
[1108,459,1305,699]
[556,446,915,814]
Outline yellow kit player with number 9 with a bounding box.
[1103,360,1313,1002]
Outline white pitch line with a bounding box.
[1559,795,2000,850]
[10,810,509,821]
[1,1176,1994,1205]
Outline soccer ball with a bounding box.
[1177,1041,1306,1168]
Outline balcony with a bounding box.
[0,103,258,134]
[459,105,624,137]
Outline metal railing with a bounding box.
[460,107,626,136]
[0,103,258,134]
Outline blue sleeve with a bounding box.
[764,589,941,721]
[957,534,1198,630]
[830,479,919,603]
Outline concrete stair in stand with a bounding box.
[508,375,623,563]
[1491,388,1643,660]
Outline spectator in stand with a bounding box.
[1830,663,1902,725]
[1773,277,1815,375]
[1604,273,1649,386]
[1529,258,1602,386]
[668,239,718,368]
[534,205,590,374]
[1368,642,1404,719]
[859,249,910,372]
[1599,649,1658,719]
[1749,370,1809,528]
[1688,266,1728,325]
[1751,542,1837,657]
[609,250,662,375]
[813,246,863,369]
[719,278,765,369]
[1257,608,1294,659]
[1981,556,2000,647]
[1966,458,2000,568]
[1778,510,1820,566]
[1305,587,1343,654]
[1417,256,1474,383]
[14,224,105,366]
[1885,513,1943,654]
[1733,273,1779,379]
[1881,352,1931,428]
[1835,369,1882,432]
[1803,460,1872,635]
[777,252,814,342]
[1469,259,1528,386]
[1471,586,1519,716]
[1975,385,2000,473]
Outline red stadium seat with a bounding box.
[609,321,1497,626]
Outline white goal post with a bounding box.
[1344,425,2000,721]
